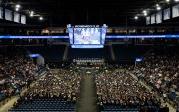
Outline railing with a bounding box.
[1,26,179,36]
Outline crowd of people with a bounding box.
[132,52,179,104]
[0,54,39,101]
[96,69,161,111]
[0,46,177,112]
[15,68,81,105]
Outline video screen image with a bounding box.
[73,28,101,45]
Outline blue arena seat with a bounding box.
[9,98,76,112]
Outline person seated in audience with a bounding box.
[13,68,81,108]
[96,69,161,111]
[0,52,39,101]
[132,52,179,104]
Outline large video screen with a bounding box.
[73,28,101,45]
[68,25,107,48]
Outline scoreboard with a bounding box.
[67,24,107,48]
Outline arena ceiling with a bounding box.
[2,0,178,26]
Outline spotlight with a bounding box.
[144,13,148,16]
[15,4,21,8]
[166,0,170,2]
[156,4,159,7]
[143,10,148,16]
[134,16,138,20]
[39,16,43,21]
[15,7,19,11]
[156,6,161,11]
[30,11,34,17]
[15,4,21,11]
[143,10,147,14]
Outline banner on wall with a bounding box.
[146,16,150,25]
[164,8,170,20]
[0,7,3,19]
[172,4,179,18]
[21,15,26,24]
[14,12,20,23]
[5,9,13,21]
[156,11,162,24]
[151,14,156,24]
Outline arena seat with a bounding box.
[68,48,106,59]
[112,45,150,62]
[9,98,76,112]
[26,45,66,62]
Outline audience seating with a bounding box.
[9,98,76,112]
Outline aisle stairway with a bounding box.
[77,74,98,112]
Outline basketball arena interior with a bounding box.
[0,0,179,112]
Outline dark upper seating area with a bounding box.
[112,45,151,62]
[68,48,107,59]
[104,46,112,61]
[26,45,66,62]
